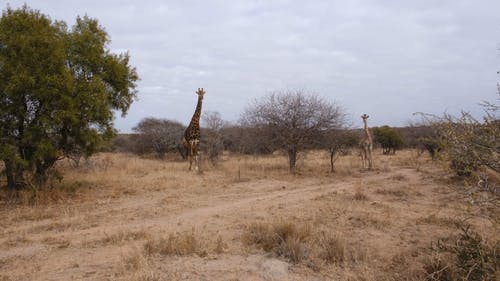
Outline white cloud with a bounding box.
[4,0,500,131]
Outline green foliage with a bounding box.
[132,118,185,159]
[442,112,499,177]
[429,224,500,281]
[372,126,405,155]
[418,136,444,160]
[0,5,138,188]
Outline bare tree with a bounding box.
[202,111,225,164]
[241,89,346,173]
[415,94,499,178]
[323,130,359,173]
[132,118,185,159]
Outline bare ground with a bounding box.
[0,151,495,280]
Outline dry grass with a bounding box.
[0,149,497,280]
[353,189,369,201]
[242,220,357,266]
[242,220,311,263]
[99,230,149,246]
[2,234,30,248]
[121,249,160,281]
[316,234,346,264]
[416,214,461,228]
[213,235,227,254]
[144,229,207,257]
[375,188,409,198]
[389,174,409,181]
[40,236,70,249]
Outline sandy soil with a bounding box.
[0,151,493,280]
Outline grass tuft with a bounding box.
[144,229,207,257]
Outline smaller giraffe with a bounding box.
[182,88,205,171]
[360,114,374,170]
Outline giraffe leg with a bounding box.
[360,149,366,169]
[368,147,373,170]
[189,140,198,172]
[193,140,200,171]
[364,149,370,169]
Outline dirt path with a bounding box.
[1,164,451,281]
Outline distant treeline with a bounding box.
[111,122,435,158]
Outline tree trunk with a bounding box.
[330,150,335,173]
[4,159,22,189]
[288,148,297,174]
[34,157,57,186]
[5,160,16,189]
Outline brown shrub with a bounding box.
[242,221,311,263]
[144,229,207,257]
[317,234,345,264]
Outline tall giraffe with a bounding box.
[182,88,205,171]
[360,114,374,170]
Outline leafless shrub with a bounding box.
[324,130,360,173]
[202,111,225,165]
[240,89,347,173]
[422,255,455,281]
[414,93,499,177]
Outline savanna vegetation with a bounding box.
[0,5,499,281]
[0,5,138,189]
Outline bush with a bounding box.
[428,224,500,281]
[372,126,405,155]
[201,111,225,164]
[240,89,346,173]
[323,129,360,173]
[144,229,207,257]
[418,137,444,160]
[131,118,185,159]
[242,221,311,263]
[0,6,138,188]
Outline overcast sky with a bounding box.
[5,0,500,131]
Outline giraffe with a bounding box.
[360,114,374,170]
[182,88,205,171]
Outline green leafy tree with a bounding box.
[0,5,138,189]
[372,126,404,155]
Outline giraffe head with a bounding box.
[361,114,369,121]
[196,88,206,100]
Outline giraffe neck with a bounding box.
[188,95,203,130]
[363,120,372,143]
